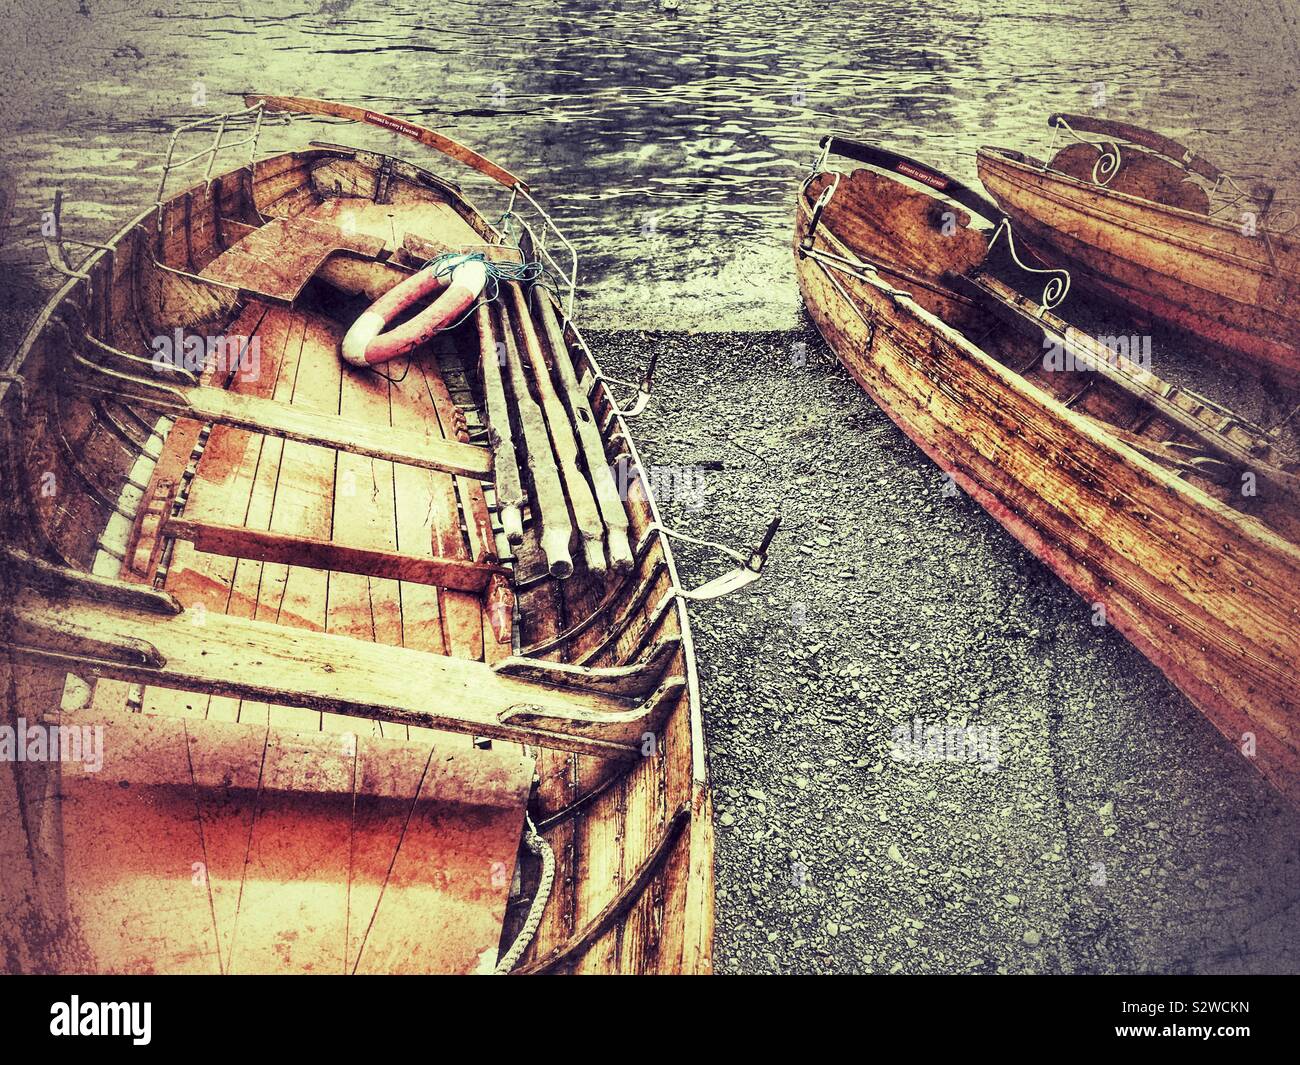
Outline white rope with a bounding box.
[494,815,554,974]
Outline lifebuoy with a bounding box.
[341,254,488,367]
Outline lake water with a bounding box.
[0,0,1297,329]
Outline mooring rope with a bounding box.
[494,815,555,974]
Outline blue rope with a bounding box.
[420,250,546,306]
[365,250,552,384]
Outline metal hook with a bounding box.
[587,348,658,418]
[655,511,781,602]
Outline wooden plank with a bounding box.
[473,303,525,543]
[128,384,493,481]
[395,353,483,661]
[498,300,573,577]
[534,292,634,571]
[259,314,342,731]
[351,740,533,974]
[164,516,508,592]
[326,341,404,743]
[10,591,649,757]
[139,300,280,722]
[246,95,527,191]
[508,283,605,573]
[199,214,387,302]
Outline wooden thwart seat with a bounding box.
[4,567,669,758]
[201,214,389,303]
[54,710,534,974]
[162,516,507,592]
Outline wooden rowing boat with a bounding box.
[0,97,771,974]
[795,135,1300,806]
[977,114,1300,384]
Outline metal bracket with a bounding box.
[583,348,658,418]
[43,190,114,280]
[984,218,1071,312]
[654,511,781,602]
[1045,115,1122,187]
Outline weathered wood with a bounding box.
[2,133,712,976]
[163,516,508,592]
[474,303,525,543]
[114,382,493,480]
[246,94,527,190]
[52,711,533,974]
[977,142,1300,382]
[7,589,646,757]
[533,291,634,573]
[963,273,1300,502]
[199,214,387,302]
[507,282,605,574]
[497,300,573,577]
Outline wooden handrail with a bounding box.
[245,94,527,191]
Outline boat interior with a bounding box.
[801,163,1300,543]
[0,104,734,973]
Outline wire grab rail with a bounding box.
[151,99,583,320]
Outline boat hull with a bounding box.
[977,148,1300,383]
[0,140,713,974]
[795,184,1300,805]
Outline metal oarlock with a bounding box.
[584,349,658,419]
[654,511,781,602]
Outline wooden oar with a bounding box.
[497,301,573,578]
[506,283,606,575]
[245,94,526,190]
[473,304,525,544]
[533,290,634,573]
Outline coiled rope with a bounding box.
[494,815,555,974]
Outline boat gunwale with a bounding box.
[797,168,1300,569]
[975,145,1293,274]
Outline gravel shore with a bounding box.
[588,321,1300,975]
